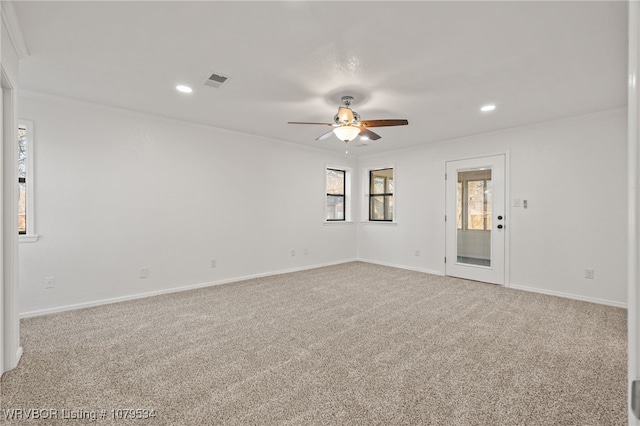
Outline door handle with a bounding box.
[497,224,504,229]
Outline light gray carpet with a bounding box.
[0,262,627,425]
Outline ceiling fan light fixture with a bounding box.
[333,125,361,142]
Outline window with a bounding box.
[18,119,36,241]
[18,125,26,234]
[369,168,394,221]
[326,168,345,221]
[456,169,492,231]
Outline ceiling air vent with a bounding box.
[204,72,229,89]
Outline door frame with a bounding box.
[1,67,20,375]
[444,151,511,287]
[628,1,639,424]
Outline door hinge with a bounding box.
[633,380,640,420]
[445,173,447,180]
[444,257,447,264]
[445,215,447,222]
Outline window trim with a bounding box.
[18,119,37,243]
[362,164,396,223]
[324,164,352,224]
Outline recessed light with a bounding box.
[176,85,193,93]
[480,104,496,112]
[361,136,370,141]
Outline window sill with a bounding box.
[361,221,397,226]
[323,221,354,226]
[19,234,39,243]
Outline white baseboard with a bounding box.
[356,258,444,276]
[4,346,24,374]
[357,258,626,309]
[509,283,627,309]
[20,259,358,318]
[15,346,23,365]
[20,259,625,318]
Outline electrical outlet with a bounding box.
[414,249,420,256]
[304,248,309,255]
[291,249,296,257]
[210,259,217,268]
[585,269,595,279]
[45,277,55,289]
[139,268,149,279]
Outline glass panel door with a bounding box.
[445,155,505,285]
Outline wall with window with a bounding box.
[16,95,628,313]
[18,94,358,315]
[357,109,627,306]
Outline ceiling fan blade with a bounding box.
[359,128,381,140]
[288,121,334,126]
[337,107,354,124]
[359,119,409,127]
[316,130,335,141]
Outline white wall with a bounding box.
[358,109,628,307]
[18,94,358,315]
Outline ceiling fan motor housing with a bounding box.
[334,111,360,124]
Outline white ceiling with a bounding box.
[13,1,628,156]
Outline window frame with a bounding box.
[324,165,352,224]
[18,119,37,243]
[325,168,346,222]
[363,165,396,223]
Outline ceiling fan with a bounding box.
[288,96,408,143]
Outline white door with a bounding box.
[445,155,506,285]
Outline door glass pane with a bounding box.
[457,182,463,229]
[467,180,486,230]
[485,180,492,230]
[457,169,492,266]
